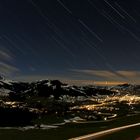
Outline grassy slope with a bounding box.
[0,114,140,140]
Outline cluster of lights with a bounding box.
[71,94,140,111]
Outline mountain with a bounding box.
[1,77,140,100]
[0,78,116,99]
[0,77,140,99]
[0,77,140,126]
[110,83,140,95]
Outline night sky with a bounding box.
[0,0,140,84]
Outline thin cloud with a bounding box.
[72,69,118,79]
[12,70,140,85]
[117,71,140,77]
[13,75,69,82]
[71,69,140,84]
[0,62,19,76]
[0,50,13,61]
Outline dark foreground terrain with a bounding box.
[0,114,139,140]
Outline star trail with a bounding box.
[0,0,140,84]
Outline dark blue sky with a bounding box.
[0,0,140,83]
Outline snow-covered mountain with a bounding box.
[0,76,139,99]
[110,83,140,95]
[0,77,117,99]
